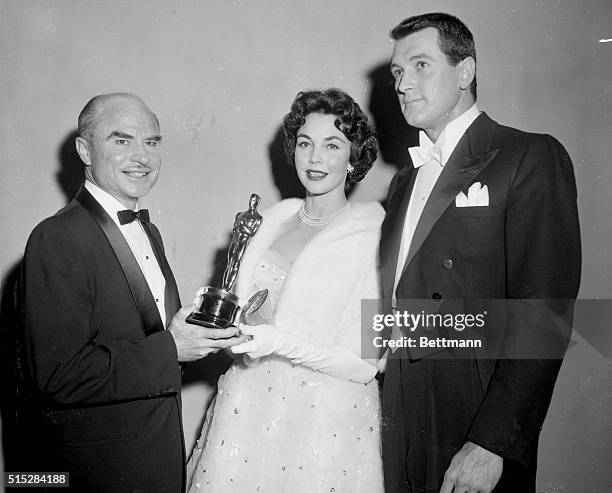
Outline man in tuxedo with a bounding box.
[23,93,244,492]
[379,13,581,493]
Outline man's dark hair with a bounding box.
[391,12,477,98]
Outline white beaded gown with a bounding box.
[186,199,385,493]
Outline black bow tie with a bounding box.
[117,209,150,225]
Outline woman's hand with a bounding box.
[230,324,280,359]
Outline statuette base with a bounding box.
[186,286,239,329]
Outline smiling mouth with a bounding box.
[122,170,150,178]
[306,169,328,181]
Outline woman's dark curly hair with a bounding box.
[282,88,378,190]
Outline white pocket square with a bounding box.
[455,182,489,207]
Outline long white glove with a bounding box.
[230,324,377,384]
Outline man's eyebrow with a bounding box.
[106,131,134,140]
[390,53,434,69]
[409,53,434,62]
[105,131,162,142]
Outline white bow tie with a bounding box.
[408,144,443,168]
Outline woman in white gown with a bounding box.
[187,88,384,492]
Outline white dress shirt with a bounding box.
[84,180,167,325]
[393,104,481,302]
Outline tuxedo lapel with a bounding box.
[76,187,165,335]
[143,223,181,327]
[380,168,417,303]
[402,113,500,276]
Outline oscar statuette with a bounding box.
[187,193,266,328]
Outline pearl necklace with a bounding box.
[298,201,352,226]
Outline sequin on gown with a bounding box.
[186,249,383,492]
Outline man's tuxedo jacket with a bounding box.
[23,187,185,492]
[380,113,581,492]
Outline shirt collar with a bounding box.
[419,103,481,166]
[84,180,139,228]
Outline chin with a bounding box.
[402,112,424,129]
[303,186,330,197]
[298,178,325,195]
[125,185,153,200]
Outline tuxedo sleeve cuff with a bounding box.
[467,425,535,467]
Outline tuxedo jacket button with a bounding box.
[432,292,442,300]
[442,258,454,269]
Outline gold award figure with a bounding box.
[187,194,264,328]
[222,194,263,292]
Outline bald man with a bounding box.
[23,93,244,492]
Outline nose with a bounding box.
[309,145,322,164]
[396,71,414,95]
[130,141,151,165]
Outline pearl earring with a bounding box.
[347,164,354,174]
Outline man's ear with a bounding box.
[75,136,92,166]
[458,56,476,91]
